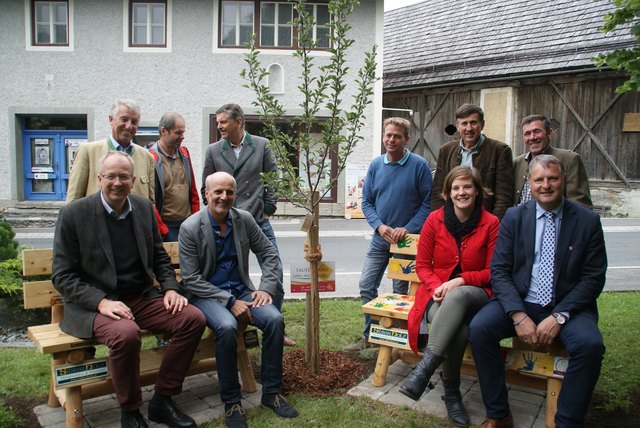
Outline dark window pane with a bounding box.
[133,4,147,24]
[134,26,146,44]
[35,3,49,22]
[222,25,236,45]
[317,28,330,47]
[278,27,291,46]
[152,4,165,24]
[36,24,50,44]
[261,3,274,24]
[239,25,253,45]
[54,24,67,44]
[222,3,236,24]
[240,4,253,24]
[152,26,164,44]
[261,26,274,46]
[278,4,292,24]
[25,116,87,130]
[55,3,67,22]
[317,5,330,25]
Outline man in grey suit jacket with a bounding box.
[201,103,293,345]
[53,151,205,428]
[180,172,298,428]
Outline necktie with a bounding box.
[538,211,556,306]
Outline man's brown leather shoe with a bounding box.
[479,412,513,428]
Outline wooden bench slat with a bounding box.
[386,259,420,282]
[22,248,54,276]
[389,234,420,255]
[23,280,59,309]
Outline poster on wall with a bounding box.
[65,139,87,173]
[344,164,367,219]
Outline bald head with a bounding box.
[205,172,237,221]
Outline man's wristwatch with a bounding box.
[552,312,567,325]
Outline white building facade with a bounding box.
[0,0,384,216]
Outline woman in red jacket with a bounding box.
[399,166,500,427]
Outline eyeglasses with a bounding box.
[100,174,133,182]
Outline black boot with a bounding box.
[399,349,445,401]
[440,374,470,427]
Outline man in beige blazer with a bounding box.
[66,99,154,203]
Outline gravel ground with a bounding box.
[0,327,34,348]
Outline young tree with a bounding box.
[593,0,640,93]
[241,0,377,374]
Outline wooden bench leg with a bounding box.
[236,330,257,393]
[63,386,83,428]
[372,345,393,387]
[545,377,562,428]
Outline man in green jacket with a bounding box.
[513,114,592,208]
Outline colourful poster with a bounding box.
[345,164,368,219]
[290,261,336,293]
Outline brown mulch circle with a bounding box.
[281,348,375,397]
[1,396,41,428]
[584,387,640,427]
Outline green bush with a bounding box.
[0,214,19,262]
[0,259,22,300]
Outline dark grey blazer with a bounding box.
[490,198,607,318]
[200,132,278,222]
[178,207,280,308]
[52,192,179,339]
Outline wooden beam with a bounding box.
[551,83,630,187]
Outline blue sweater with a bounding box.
[362,153,432,234]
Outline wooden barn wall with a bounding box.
[383,72,640,183]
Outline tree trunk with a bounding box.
[305,191,321,374]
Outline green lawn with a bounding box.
[1,292,638,426]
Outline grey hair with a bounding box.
[111,99,140,117]
[215,104,244,126]
[528,154,564,176]
[158,112,185,131]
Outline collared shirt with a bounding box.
[206,212,246,302]
[459,134,485,166]
[156,143,190,222]
[100,191,132,220]
[383,148,410,165]
[230,132,246,159]
[108,136,134,155]
[525,200,564,306]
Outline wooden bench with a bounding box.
[22,242,257,428]
[361,234,567,428]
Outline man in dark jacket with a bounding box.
[431,104,513,219]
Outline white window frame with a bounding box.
[123,0,173,53]
[25,0,74,52]
[259,2,293,48]
[304,2,330,49]
[212,0,331,56]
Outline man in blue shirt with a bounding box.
[346,117,433,350]
[179,172,298,428]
